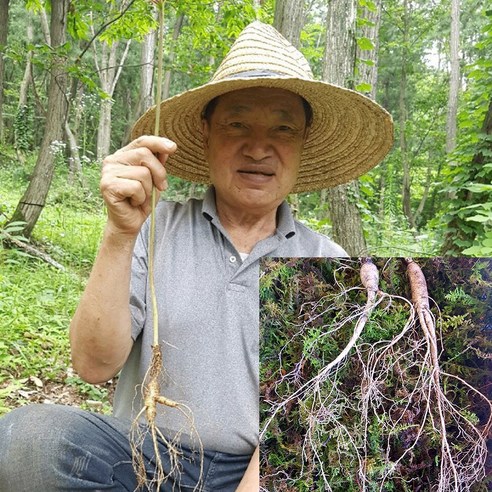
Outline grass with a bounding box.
[0,151,111,415]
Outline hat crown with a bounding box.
[212,21,314,82]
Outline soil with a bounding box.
[1,368,116,414]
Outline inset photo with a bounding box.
[260,257,491,491]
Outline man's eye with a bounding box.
[277,125,294,132]
[230,122,245,128]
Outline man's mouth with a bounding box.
[238,167,275,177]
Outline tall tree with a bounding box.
[93,36,131,160]
[9,0,69,237]
[14,17,34,162]
[122,13,157,145]
[17,21,33,109]
[0,0,10,143]
[273,0,305,218]
[446,0,460,154]
[356,0,382,100]
[400,0,414,229]
[274,0,305,46]
[161,13,184,100]
[323,0,367,256]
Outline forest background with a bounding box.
[0,0,490,447]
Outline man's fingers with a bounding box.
[103,148,168,191]
[101,165,155,199]
[118,135,177,165]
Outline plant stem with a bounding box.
[150,0,166,348]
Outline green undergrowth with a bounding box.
[0,153,110,415]
[260,257,492,491]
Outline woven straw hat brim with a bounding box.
[131,76,393,193]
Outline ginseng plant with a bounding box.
[259,258,491,491]
[129,2,202,490]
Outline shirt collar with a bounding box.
[201,186,296,239]
[202,186,217,222]
[276,200,296,239]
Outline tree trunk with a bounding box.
[15,20,33,162]
[122,9,161,145]
[39,6,51,45]
[400,0,415,230]
[9,0,69,238]
[323,0,366,255]
[446,0,460,155]
[273,0,305,219]
[413,164,432,226]
[0,0,11,143]
[324,0,356,87]
[97,96,113,159]
[18,22,33,108]
[328,184,368,255]
[162,13,184,100]
[356,0,382,100]
[94,36,131,160]
[65,121,82,183]
[273,0,305,48]
[138,20,156,110]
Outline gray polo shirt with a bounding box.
[113,187,346,455]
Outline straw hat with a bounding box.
[131,21,393,192]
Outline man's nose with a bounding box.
[242,132,273,161]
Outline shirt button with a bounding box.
[229,255,237,263]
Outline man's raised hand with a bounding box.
[100,136,177,236]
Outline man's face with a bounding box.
[202,87,308,214]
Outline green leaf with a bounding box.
[462,245,492,255]
[357,37,375,51]
[465,183,492,193]
[465,215,490,223]
[359,0,377,12]
[356,83,372,93]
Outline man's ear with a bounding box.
[303,125,310,143]
[301,126,310,151]
[202,119,210,152]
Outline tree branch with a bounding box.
[76,0,137,64]
[2,232,65,271]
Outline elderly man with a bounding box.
[0,21,392,491]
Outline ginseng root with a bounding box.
[129,3,203,490]
[130,345,203,491]
[260,258,492,491]
[404,258,490,492]
[261,258,382,440]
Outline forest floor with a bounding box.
[0,150,113,415]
